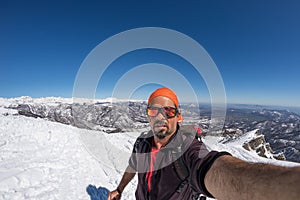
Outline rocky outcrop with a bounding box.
[224,108,300,162]
[242,130,286,160]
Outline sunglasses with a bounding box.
[146,106,178,118]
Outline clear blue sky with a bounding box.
[1,0,300,107]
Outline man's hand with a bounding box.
[107,189,121,200]
[107,165,136,200]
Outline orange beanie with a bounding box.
[148,87,183,122]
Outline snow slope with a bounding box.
[0,103,299,200]
[203,133,299,167]
[0,108,137,200]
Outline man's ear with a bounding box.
[177,113,183,123]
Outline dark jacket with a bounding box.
[129,126,229,200]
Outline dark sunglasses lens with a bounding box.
[164,107,177,117]
[147,107,177,118]
[147,108,159,117]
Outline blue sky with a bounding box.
[1,0,300,107]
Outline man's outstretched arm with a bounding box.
[108,165,136,200]
[205,155,300,200]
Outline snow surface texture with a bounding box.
[0,109,136,200]
[0,100,299,200]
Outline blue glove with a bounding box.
[86,184,110,200]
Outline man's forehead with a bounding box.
[148,96,176,106]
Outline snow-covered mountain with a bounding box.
[2,97,149,133]
[223,107,300,162]
[0,97,299,199]
[3,96,300,162]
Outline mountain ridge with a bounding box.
[1,96,299,163]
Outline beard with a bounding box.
[154,130,169,139]
[152,121,171,140]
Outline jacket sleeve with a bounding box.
[184,139,231,198]
[128,139,139,171]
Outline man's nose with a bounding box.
[155,111,167,120]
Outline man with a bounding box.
[108,87,300,200]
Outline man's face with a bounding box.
[147,96,179,140]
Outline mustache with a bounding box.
[154,121,167,126]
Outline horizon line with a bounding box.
[1,95,300,110]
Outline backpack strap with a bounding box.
[173,125,206,199]
[173,151,190,181]
[179,124,202,140]
[173,124,202,181]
